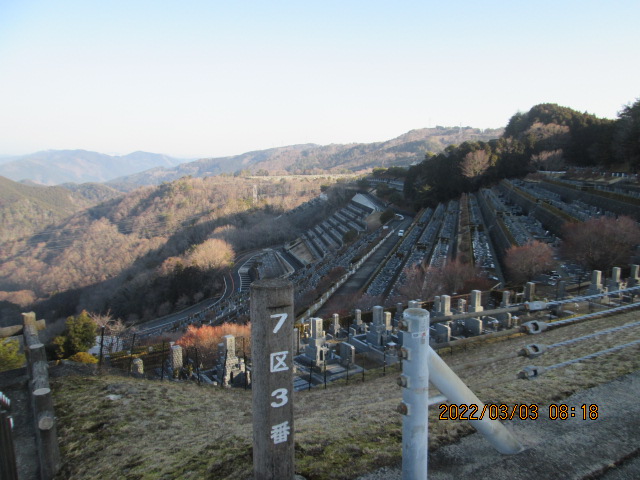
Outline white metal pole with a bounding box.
[399,308,430,480]
[428,347,524,455]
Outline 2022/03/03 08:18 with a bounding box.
[438,403,599,421]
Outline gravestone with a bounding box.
[557,281,566,300]
[339,342,355,367]
[170,344,183,372]
[466,317,483,336]
[608,267,623,295]
[498,312,512,329]
[218,335,245,387]
[132,358,144,377]
[354,309,362,326]
[440,295,451,316]
[524,282,535,302]
[330,314,341,337]
[501,290,511,308]
[469,290,483,313]
[304,318,327,367]
[384,311,392,331]
[629,265,640,287]
[457,298,467,313]
[367,306,386,347]
[434,322,451,343]
[587,270,603,295]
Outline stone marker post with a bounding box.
[251,278,295,480]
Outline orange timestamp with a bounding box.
[438,403,599,421]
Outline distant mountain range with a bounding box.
[108,127,503,189]
[0,150,188,185]
[0,127,502,188]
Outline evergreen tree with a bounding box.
[614,98,640,169]
[0,338,25,371]
[53,310,98,358]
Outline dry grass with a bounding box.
[52,310,640,480]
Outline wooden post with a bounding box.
[250,278,295,480]
[21,313,61,480]
[21,312,40,346]
[0,318,46,338]
[33,388,60,480]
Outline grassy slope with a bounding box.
[52,309,640,480]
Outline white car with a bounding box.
[398,229,404,237]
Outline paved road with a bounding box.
[315,217,412,317]
[135,248,270,334]
[137,215,411,333]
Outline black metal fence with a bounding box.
[94,324,401,392]
[0,391,18,480]
[96,327,252,388]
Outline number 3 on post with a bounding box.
[270,388,289,408]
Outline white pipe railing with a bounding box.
[427,347,524,455]
[398,308,523,479]
[399,308,430,480]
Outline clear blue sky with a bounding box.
[0,0,638,158]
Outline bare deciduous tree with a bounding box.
[397,260,489,302]
[505,240,555,284]
[89,310,127,335]
[177,323,251,366]
[186,238,235,270]
[531,149,565,171]
[561,216,640,271]
[461,150,490,179]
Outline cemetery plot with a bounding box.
[139,173,640,342]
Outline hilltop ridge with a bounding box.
[108,127,503,189]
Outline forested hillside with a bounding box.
[0,176,121,243]
[0,175,351,325]
[109,127,503,189]
[405,99,640,207]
